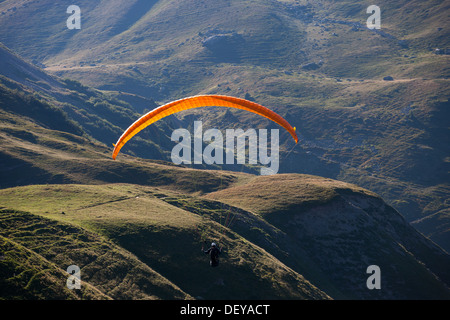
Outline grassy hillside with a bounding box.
[0,209,190,300]
[1,178,449,300]
[0,0,449,300]
[206,174,450,298]
[0,84,448,299]
[0,184,330,300]
[0,94,239,192]
[0,51,246,192]
[0,234,110,300]
[1,0,447,250]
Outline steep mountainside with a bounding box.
[0,77,235,191]
[1,178,449,300]
[0,209,190,300]
[0,43,176,184]
[206,174,450,299]
[0,52,448,298]
[0,1,449,300]
[0,0,447,251]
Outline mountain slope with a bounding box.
[0,209,191,300]
[0,1,449,300]
[206,174,450,299]
[1,178,449,300]
[0,84,238,192]
[0,185,330,300]
[0,234,110,300]
[0,42,170,162]
[0,71,448,299]
[0,0,447,251]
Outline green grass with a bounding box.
[0,209,190,300]
[0,0,449,299]
[205,173,377,217]
[0,234,110,300]
[1,176,449,300]
[0,184,331,300]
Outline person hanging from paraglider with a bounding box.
[202,241,222,267]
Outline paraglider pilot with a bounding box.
[203,242,222,267]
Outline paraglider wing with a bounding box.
[112,95,298,159]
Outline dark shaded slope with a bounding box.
[0,185,330,301]
[206,174,450,299]
[0,233,110,300]
[0,81,83,136]
[0,209,191,300]
[0,42,166,161]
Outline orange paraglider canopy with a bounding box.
[112,94,298,159]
